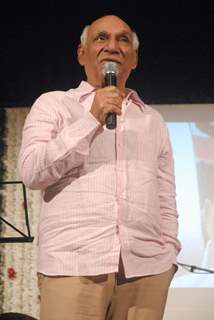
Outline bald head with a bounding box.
[77,14,139,90]
[80,15,139,50]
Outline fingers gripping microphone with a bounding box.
[104,62,118,129]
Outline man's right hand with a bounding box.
[90,86,124,126]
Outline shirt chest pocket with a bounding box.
[88,129,116,163]
[123,120,159,162]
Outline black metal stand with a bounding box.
[0,181,34,243]
[178,261,214,274]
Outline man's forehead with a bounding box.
[89,16,132,35]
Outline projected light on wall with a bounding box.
[153,104,214,289]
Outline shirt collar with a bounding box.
[68,81,145,111]
[125,88,145,111]
[67,81,95,103]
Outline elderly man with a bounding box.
[18,15,181,320]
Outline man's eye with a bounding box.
[95,35,107,41]
[120,36,130,43]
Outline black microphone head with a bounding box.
[103,62,118,129]
[104,62,118,87]
[103,62,118,76]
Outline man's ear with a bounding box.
[77,44,85,66]
[132,49,138,70]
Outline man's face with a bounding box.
[77,15,138,89]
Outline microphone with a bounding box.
[104,62,118,129]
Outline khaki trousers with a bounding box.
[38,262,176,320]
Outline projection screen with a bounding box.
[153,104,214,320]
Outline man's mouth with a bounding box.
[100,58,121,65]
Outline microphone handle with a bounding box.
[105,72,117,129]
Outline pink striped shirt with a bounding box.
[18,81,181,277]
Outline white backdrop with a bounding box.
[153,104,214,319]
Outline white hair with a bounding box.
[80,25,140,50]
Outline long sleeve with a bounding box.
[158,122,181,256]
[18,92,101,190]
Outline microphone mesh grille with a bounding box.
[103,62,118,75]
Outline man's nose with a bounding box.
[105,38,119,52]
